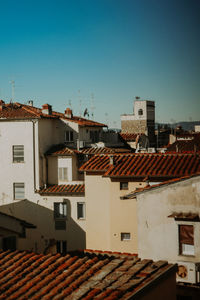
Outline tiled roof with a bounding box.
[39,184,85,195]
[119,133,139,141]
[166,134,200,153]
[79,153,200,178]
[0,249,176,300]
[120,174,200,199]
[45,144,78,156]
[168,212,200,221]
[0,102,106,127]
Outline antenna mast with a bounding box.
[10,80,15,102]
[90,93,95,120]
[78,89,82,116]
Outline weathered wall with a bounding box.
[137,176,200,263]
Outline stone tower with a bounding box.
[121,99,155,146]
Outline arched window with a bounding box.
[138,109,143,116]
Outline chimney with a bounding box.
[28,100,33,106]
[109,155,115,165]
[42,104,52,115]
[65,108,73,118]
[0,100,5,112]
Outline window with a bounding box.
[120,182,128,190]
[138,109,143,116]
[56,240,67,254]
[2,236,16,251]
[58,167,68,181]
[13,145,24,162]
[54,203,67,230]
[179,225,194,256]
[13,183,25,200]
[54,203,67,218]
[77,202,85,219]
[65,130,73,142]
[90,130,99,143]
[121,233,131,241]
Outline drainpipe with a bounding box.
[32,120,37,192]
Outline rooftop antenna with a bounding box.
[78,89,82,116]
[68,99,72,109]
[135,96,140,100]
[105,112,109,128]
[9,80,15,102]
[90,93,95,120]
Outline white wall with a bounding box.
[137,176,200,263]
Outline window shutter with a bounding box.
[179,225,194,245]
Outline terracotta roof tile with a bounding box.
[121,173,200,199]
[0,102,106,127]
[39,184,85,195]
[80,153,200,178]
[166,134,200,153]
[0,250,176,300]
[119,133,144,141]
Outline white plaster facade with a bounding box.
[135,175,200,284]
[0,108,93,253]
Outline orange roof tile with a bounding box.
[119,133,145,141]
[79,153,200,178]
[45,144,78,156]
[120,173,200,199]
[0,250,176,300]
[39,184,85,195]
[0,102,106,127]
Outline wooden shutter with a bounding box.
[179,225,194,245]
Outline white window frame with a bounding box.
[13,183,25,200]
[120,182,128,190]
[54,202,67,219]
[65,130,73,142]
[58,167,68,181]
[13,145,24,163]
[121,232,131,241]
[77,202,85,220]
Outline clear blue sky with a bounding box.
[0,0,199,127]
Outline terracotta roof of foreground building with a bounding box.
[120,173,200,199]
[79,153,200,178]
[39,184,85,195]
[0,102,106,127]
[0,249,176,300]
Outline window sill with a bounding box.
[178,254,195,257]
[13,161,25,164]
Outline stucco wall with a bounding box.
[137,176,200,263]
[85,173,147,253]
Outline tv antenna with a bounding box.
[90,93,95,120]
[9,80,15,102]
[68,99,72,109]
[78,89,82,116]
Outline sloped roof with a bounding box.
[79,153,200,178]
[39,184,85,195]
[119,133,145,142]
[0,102,106,127]
[0,249,176,300]
[120,174,200,199]
[45,144,78,156]
[166,134,200,153]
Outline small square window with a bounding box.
[55,220,66,230]
[13,183,25,200]
[121,232,131,241]
[120,182,128,190]
[13,145,24,163]
[77,202,85,219]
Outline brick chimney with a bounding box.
[65,108,73,118]
[0,100,5,112]
[42,104,52,115]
